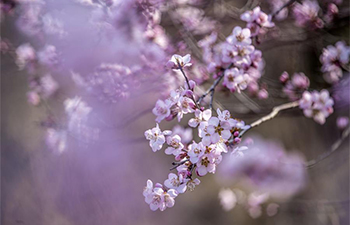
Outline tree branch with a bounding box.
[250,101,299,128]
[197,74,224,107]
[271,0,298,18]
[307,126,350,169]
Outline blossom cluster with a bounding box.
[143,107,249,211]
[280,71,310,101]
[198,27,266,95]
[320,41,350,84]
[299,89,334,124]
[27,74,59,106]
[220,136,307,200]
[240,6,275,37]
[16,43,59,73]
[292,0,343,29]
[144,54,252,210]
[292,0,324,29]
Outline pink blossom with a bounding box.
[299,90,334,124]
[144,123,171,152]
[199,116,232,146]
[167,54,192,70]
[175,7,216,35]
[152,99,172,123]
[16,43,37,72]
[188,141,206,164]
[218,188,237,211]
[171,125,193,144]
[186,178,200,191]
[223,68,251,93]
[198,31,217,48]
[188,109,212,128]
[143,179,154,204]
[164,173,188,193]
[293,0,324,29]
[226,27,252,46]
[40,74,59,99]
[165,135,184,156]
[337,116,349,130]
[87,64,133,102]
[282,72,310,100]
[46,128,67,154]
[27,91,40,106]
[177,96,195,122]
[148,187,178,211]
[320,41,350,83]
[196,145,222,176]
[266,203,280,217]
[241,7,275,36]
[37,45,59,68]
[268,0,289,21]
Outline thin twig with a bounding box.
[197,74,224,105]
[179,67,191,90]
[271,0,298,18]
[179,67,200,108]
[170,159,189,170]
[307,126,350,169]
[250,101,299,128]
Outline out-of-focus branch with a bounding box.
[167,11,203,60]
[271,0,298,18]
[307,126,350,169]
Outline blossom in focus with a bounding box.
[226,26,252,46]
[299,90,334,124]
[166,54,192,70]
[177,96,195,122]
[165,135,184,156]
[188,141,206,164]
[188,109,212,128]
[144,123,171,152]
[186,178,200,191]
[164,173,188,193]
[196,144,223,176]
[223,68,251,93]
[143,180,178,211]
[199,117,232,146]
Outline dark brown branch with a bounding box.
[197,74,224,106]
[307,126,350,169]
[271,0,298,18]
